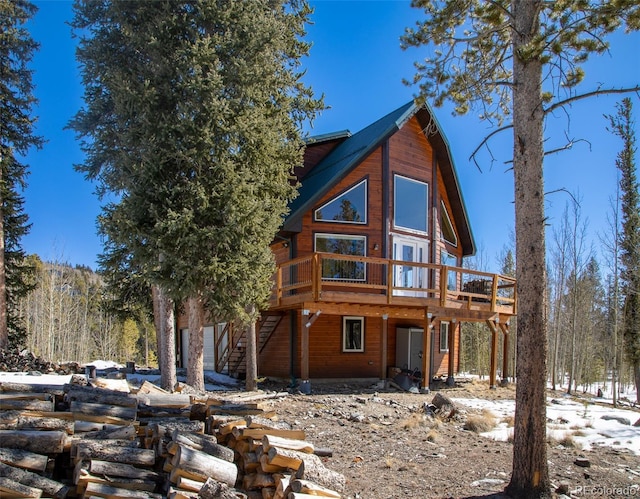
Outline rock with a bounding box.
[601,415,631,426]
[574,457,591,468]
[634,418,640,427]
[556,482,570,495]
[350,413,366,423]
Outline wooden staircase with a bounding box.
[215,313,283,377]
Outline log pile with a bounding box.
[0,377,345,498]
[0,348,82,375]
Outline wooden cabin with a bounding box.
[177,101,516,389]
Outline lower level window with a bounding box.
[440,321,450,352]
[343,316,364,352]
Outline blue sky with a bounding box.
[23,0,640,272]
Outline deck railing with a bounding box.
[270,252,516,315]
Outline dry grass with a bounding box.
[400,413,440,430]
[425,429,438,442]
[501,415,515,427]
[463,409,497,433]
[548,433,578,448]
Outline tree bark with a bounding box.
[245,305,258,391]
[0,184,6,350]
[506,1,551,497]
[187,295,205,391]
[152,285,162,368]
[157,285,176,392]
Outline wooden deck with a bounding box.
[268,253,516,322]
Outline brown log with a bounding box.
[137,380,169,395]
[83,481,162,498]
[266,447,310,471]
[262,487,276,499]
[72,441,155,467]
[262,435,313,454]
[170,444,237,486]
[245,472,275,490]
[245,416,291,430]
[77,424,137,441]
[75,469,157,493]
[273,474,292,499]
[0,476,42,498]
[66,388,137,408]
[136,393,192,408]
[236,428,306,441]
[89,378,130,392]
[171,431,234,462]
[294,456,345,493]
[175,475,204,492]
[89,460,161,482]
[0,461,71,498]
[289,479,340,498]
[70,400,137,422]
[166,486,199,499]
[0,412,74,433]
[0,430,67,454]
[218,419,248,435]
[197,477,247,499]
[0,447,48,472]
[259,454,288,474]
[0,382,64,396]
[0,392,53,401]
[0,398,54,411]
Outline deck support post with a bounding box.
[421,312,434,391]
[486,319,499,389]
[380,315,388,380]
[300,309,310,392]
[446,319,456,386]
[499,322,510,385]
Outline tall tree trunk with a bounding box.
[151,285,163,368]
[507,1,551,497]
[187,294,205,391]
[157,285,176,392]
[0,195,6,350]
[245,305,258,391]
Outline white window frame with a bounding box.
[440,321,450,352]
[343,316,365,352]
[314,179,368,224]
[393,174,429,235]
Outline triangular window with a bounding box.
[441,201,457,246]
[315,179,367,224]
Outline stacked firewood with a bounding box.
[0,376,345,499]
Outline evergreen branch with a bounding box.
[544,86,640,115]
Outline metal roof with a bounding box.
[284,101,476,256]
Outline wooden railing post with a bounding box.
[387,260,394,303]
[312,253,320,301]
[276,267,282,306]
[491,274,499,312]
[440,267,448,307]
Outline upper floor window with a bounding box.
[315,179,367,224]
[394,175,428,234]
[315,233,366,281]
[441,200,458,247]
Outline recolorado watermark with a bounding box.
[575,485,639,496]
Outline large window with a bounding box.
[441,200,458,246]
[315,179,367,224]
[343,316,364,352]
[394,175,428,234]
[315,233,366,280]
[441,251,458,290]
[440,321,450,352]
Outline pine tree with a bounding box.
[402,2,639,496]
[606,98,640,403]
[0,0,42,349]
[70,0,322,390]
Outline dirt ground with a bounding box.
[255,378,640,499]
